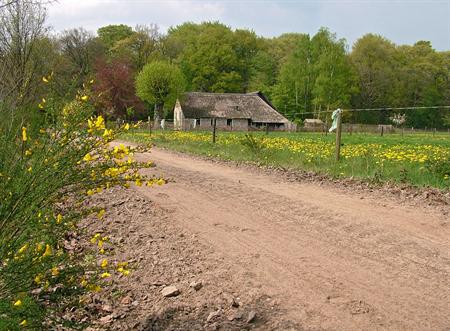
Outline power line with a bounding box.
[298,105,450,116]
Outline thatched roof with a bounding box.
[178,92,289,123]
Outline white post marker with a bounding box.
[329,109,343,161]
[329,108,342,133]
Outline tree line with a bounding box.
[1,1,449,128]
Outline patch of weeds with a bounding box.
[426,156,450,178]
[239,133,267,157]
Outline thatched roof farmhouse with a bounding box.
[174,92,294,131]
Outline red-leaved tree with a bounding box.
[93,58,145,120]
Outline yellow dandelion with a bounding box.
[13,299,22,307]
[100,259,108,268]
[100,272,111,278]
[81,95,89,102]
[19,319,27,327]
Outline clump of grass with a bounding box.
[239,133,267,156]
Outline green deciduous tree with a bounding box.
[272,28,356,121]
[350,35,449,127]
[112,24,162,70]
[171,22,242,92]
[311,28,356,115]
[349,34,399,123]
[97,24,133,50]
[135,61,185,128]
[272,34,312,120]
[166,22,260,93]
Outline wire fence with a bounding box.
[129,105,450,136]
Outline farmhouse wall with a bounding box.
[232,119,249,131]
[199,118,212,128]
[215,118,228,128]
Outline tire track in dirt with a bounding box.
[129,146,449,331]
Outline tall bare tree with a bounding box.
[0,0,47,105]
[59,27,98,77]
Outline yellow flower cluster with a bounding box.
[87,115,105,134]
[141,131,449,165]
[4,78,160,328]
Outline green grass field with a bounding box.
[122,129,450,189]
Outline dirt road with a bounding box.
[132,147,450,331]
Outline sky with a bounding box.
[47,0,450,51]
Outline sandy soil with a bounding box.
[87,145,450,330]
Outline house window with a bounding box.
[196,119,200,125]
[227,119,232,126]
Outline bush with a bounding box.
[0,79,160,329]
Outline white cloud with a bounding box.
[46,0,450,50]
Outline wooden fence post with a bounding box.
[148,115,152,136]
[265,123,269,135]
[212,118,217,143]
[380,126,384,137]
[335,110,342,161]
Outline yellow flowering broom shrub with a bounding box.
[0,80,159,329]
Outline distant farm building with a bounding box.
[303,118,324,128]
[174,92,294,131]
